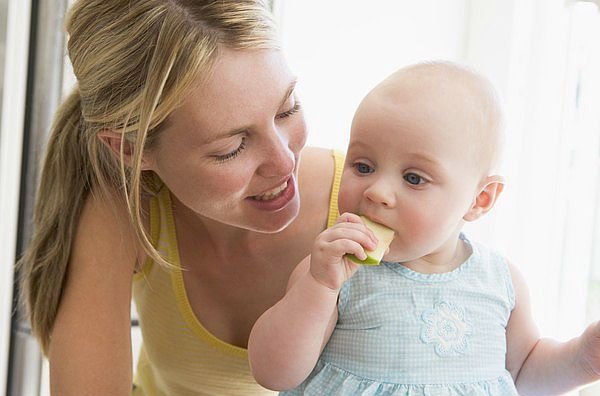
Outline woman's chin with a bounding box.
[252,204,301,234]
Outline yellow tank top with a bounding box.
[132,150,344,396]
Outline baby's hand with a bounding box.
[309,213,378,291]
[578,321,600,379]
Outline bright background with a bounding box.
[275,1,600,394]
[0,0,599,395]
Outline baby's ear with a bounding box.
[97,130,153,170]
[463,175,505,222]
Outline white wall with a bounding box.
[277,0,470,152]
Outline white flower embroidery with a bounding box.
[420,301,472,357]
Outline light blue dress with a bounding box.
[282,235,518,395]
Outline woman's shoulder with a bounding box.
[76,189,148,272]
[298,147,336,216]
[298,146,340,200]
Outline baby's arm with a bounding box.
[248,213,377,391]
[248,256,339,391]
[506,263,600,395]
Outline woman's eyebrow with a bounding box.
[201,79,298,146]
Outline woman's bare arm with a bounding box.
[48,194,141,395]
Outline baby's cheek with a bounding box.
[337,196,352,215]
[337,184,359,215]
[400,211,434,244]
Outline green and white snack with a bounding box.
[347,216,395,265]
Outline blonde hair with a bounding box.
[18,0,279,354]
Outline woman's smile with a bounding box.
[251,179,289,201]
[246,175,296,212]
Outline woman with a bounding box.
[18,1,343,395]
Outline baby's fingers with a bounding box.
[328,239,368,261]
[331,213,378,245]
[320,226,378,252]
[335,212,364,225]
[313,236,368,261]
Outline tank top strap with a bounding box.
[132,188,161,280]
[327,150,345,228]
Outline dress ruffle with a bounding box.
[281,361,518,396]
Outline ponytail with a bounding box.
[18,88,92,354]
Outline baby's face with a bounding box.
[338,85,489,264]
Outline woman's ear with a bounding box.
[97,130,154,170]
[463,175,505,222]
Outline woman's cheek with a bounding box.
[202,167,251,199]
[290,119,308,153]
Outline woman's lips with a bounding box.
[247,177,296,211]
[252,180,289,201]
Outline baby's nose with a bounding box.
[364,180,396,208]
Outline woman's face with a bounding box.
[147,48,307,233]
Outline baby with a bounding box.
[248,62,600,395]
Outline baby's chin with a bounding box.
[382,245,420,264]
[382,251,405,263]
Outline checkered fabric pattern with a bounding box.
[282,235,519,396]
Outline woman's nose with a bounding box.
[257,129,295,178]
[364,178,397,208]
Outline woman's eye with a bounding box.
[354,162,374,174]
[404,173,425,185]
[275,102,302,119]
[213,137,247,163]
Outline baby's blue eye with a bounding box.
[355,163,374,174]
[404,173,424,185]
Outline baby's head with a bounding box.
[339,61,505,264]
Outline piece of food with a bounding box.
[347,216,395,265]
